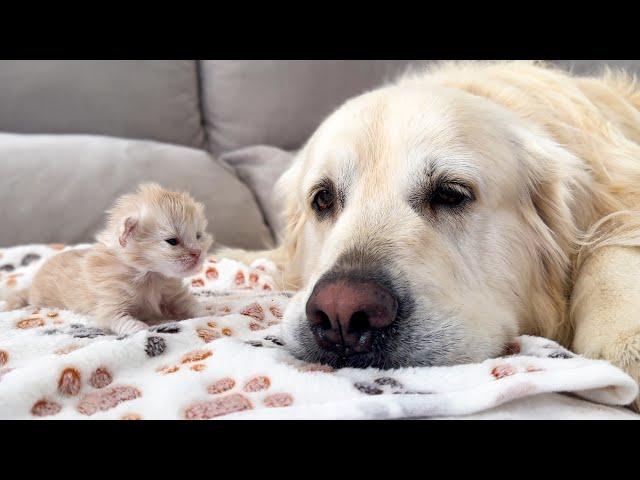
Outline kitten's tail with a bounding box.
[3,288,30,311]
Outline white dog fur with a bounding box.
[222,61,640,410]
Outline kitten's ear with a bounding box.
[119,217,138,247]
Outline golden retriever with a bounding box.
[224,61,640,410]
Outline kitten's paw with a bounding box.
[113,318,148,336]
[162,302,202,320]
[160,303,178,318]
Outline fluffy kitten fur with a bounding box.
[10,183,213,335]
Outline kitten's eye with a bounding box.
[430,184,472,208]
[312,189,334,214]
[196,232,202,240]
[165,238,179,246]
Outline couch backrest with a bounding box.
[200,60,425,155]
[2,60,639,156]
[201,60,640,156]
[0,60,205,149]
[2,60,639,247]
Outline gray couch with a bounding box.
[1,60,638,249]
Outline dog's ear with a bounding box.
[273,152,307,288]
[520,130,581,260]
[514,125,584,341]
[119,216,138,247]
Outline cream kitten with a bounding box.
[10,183,213,335]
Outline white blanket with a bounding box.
[0,244,638,420]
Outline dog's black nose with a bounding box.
[305,278,398,355]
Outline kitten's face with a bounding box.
[123,196,213,278]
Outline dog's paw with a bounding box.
[590,327,640,412]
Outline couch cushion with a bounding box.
[201,60,425,155]
[552,60,640,76]
[0,61,205,149]
[221,146,296,240]
[0,133,274,249]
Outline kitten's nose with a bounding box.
[188,249,201,260]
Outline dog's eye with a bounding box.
[430,184,472,208]
[165,238,179,246]
[312,189,334,214]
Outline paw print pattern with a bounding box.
[58,368,82,396]
[205,267,219,279]
[208,378,236,394]
[197,328,221,343]
[240,302,264,322]
[68,325,107,338]
[238,300,286,331]
[89,368,113,389]
[77,385,141,416]
[184,393,252,419]
[31,399,62,417]
[181,350,212,364]
[297,363,334,373]
[353,382,384,395]
[374,377,403,389]
[263,393,293,408]
[548,350,574,359]
[145,336,166,357]
[354,377,413,395]
[244,376,271,392]
[55,344,81,355]
[200,375,293,414]
[21,253,41,266]
[150,323,181,334]
[17,314,44,329]
[157,365,180,375]
[121,413,142,420]
[264,335,285,346]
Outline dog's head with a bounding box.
[279,79,581,369]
